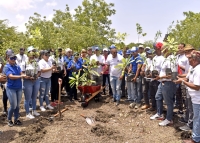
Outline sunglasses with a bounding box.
[10,57,17,60]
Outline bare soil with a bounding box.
[0,91,191,143]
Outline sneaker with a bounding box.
[40,106,46,112]
[150,113,164,120]
[129,103,136,108]
[159,119,173,126]
[8,120,14,127]
[32,111,40,116]
[26,113,35,119]
[178,117,187,124]
[46,104,54,110]
[135,103,141,109]
[115,101,119,106]
[179,125,191,131]
[14,120,22,125]
[141,105,150,110]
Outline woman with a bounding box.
[5,53,25,127]
[38,50,56,111]
[67,54,82,101]
[22,51,41,119]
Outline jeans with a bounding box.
[156,81,176,121]
[127,81,134,100]
[192,104,200,142]
[6,87,22,121]
[102,74,112,95]
[39,77,51,106]
[184,90,193,128]
[149,80,159,108]
[110,76,122,101]
[132,77,142,103]
[175,84,183,111]
[23,79,40,114]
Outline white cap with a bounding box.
[145,47,150,50]
[65,48,72,53]
[139,45,144,48]
[103,48,109,51]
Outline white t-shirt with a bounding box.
[177,54,189,74]
[16,54,28,70]
[186,64,200,104]
[21,60,41,74]
[145,58,152,71]
[90,54,104,74]
[150,55,165,74]
[39,59,52,78]
[106,54,123,77]
[49,55,64,70]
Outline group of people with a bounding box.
[0,42,200,143]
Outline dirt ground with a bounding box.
[0,90,191,143]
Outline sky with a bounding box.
[0,0,200,45]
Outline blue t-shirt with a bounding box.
[6,64,22,89]
[130,55,143,74]
[64,56,74,66]
[67,60,82,77]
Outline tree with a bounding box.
[115,32,127,49]
[170,11,200,48]
[136,23,147,43]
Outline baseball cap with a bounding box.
[65,48,72,53]
[118,50,123,55]
[145,47,150,50]
[8,53,17,58]
[110,44,116,49]
[139,45,144,48]
[6,49,14,56]
[126,49,131,55]
[146,49,154,54]
[184,44,195,51]
[131,47,138,53]
[103,48,109,51]
[95,47,99,51]
[87,47,92,50]
[27,46,35,53]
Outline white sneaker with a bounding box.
[40,106,46,112]
[32,111,40,116]
[26,113,35,119]
[46,104,54,110]
[150,113,164,120]
[159,119,173,126]
[129,103,136,108]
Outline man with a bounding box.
[175,50,200,143]
[104,48,123,106]
[102,48,112,95]
[141,49,153,110]
[178,44,194,132]
[90,47,104,85]
[128,47,143,109]
[16,48,28,69]
[87,47,93,59]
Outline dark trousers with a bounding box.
[3,88,8,112]
[143,78,150,105]
[64,75,70,93]
[69,85,77,100]
[51,73,59,102]
[175,84,183,111]
[102,74,112,95]
[59,70,65,90]
[121,75,126,97]
[149,80,159,108]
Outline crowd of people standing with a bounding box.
[0,43,200,143]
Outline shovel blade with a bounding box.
[85,117,95,126]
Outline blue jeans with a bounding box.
[110,76,122,101]
[39,77,51,106]
[6,87,22,121]
[132,77,142,103]
[127,81,134,100]
[156,81,176,121]
[23,79,40,114]
[192,104,200,142]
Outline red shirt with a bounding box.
[102,56,109,74]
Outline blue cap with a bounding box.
[146,49,154,54]
[118,50,123,55]
[110,44,116,49]
[27,46,35,53]
[126,49,131,55]
[130,47,138,53]
[95,47,99,50]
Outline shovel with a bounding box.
[80,114,95,126]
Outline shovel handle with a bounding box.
[80,114,86,118]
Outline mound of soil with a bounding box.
[17,117,51,143]
[95,110,115,123]
[91,124,117,137]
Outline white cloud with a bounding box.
[0,0,43,11]
[15,14,25,22]
[16,24,27,32]
[46,1,57,7]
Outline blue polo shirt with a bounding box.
[130,55,143,74]
[67,60,82,77]
[6,64,22,89]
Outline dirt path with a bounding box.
[0,92,190,143]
